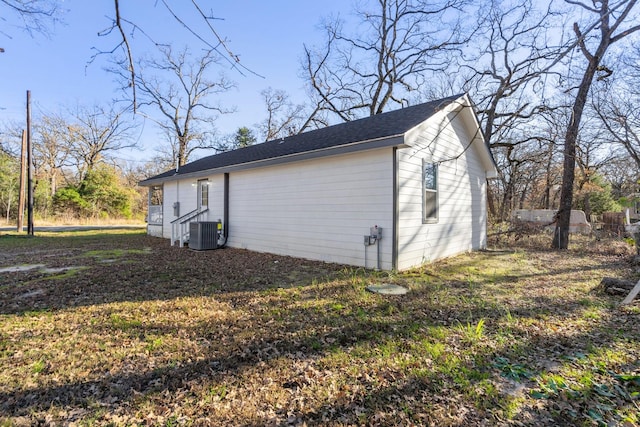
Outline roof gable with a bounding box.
[140,94,464,185]
[404,94,498,179]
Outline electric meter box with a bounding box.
[370,226,382,239]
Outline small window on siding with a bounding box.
[150,185,163,205]
[423,161,438,223]
[199,180,209,208]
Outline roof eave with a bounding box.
[138,134,407,186]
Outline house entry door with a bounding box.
[197,179,209,211]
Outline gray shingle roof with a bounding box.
[140,94,462,185]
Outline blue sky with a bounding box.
[1,1,352,162]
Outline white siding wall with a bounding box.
[162,181,177,239]
[152,108,490,270]
[227,149,394,269]
[205,175,226,224]
[161,176,226,239]
[147,224,163,237]
[397,110,488,270]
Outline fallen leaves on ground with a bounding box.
[0,230,638,426]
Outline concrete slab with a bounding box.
[0,264,46,273]
[0,264,83,274]
[366,283,409,295]
[17,289,45,299]
[39,266,82,274]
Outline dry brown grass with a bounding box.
[0,230,638,426]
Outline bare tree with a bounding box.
[130,46,235,167]
[302,0,473,123]
[0,0,62,39]
[151,131,183,171]
[0,150,19,221]
[490,130,558,221]
[533,108,567,210]
[597,97,640,167]
[257,88,306,141]
[32,113,72,198]
[455,0,569,218]
[2,1,253,115]
[462,0,567,147]
[491,141,528,221]
[574,112,619,219]
[592,50,640,169]
[65,104,138,181]
[100,1,257,110]
[553,0,640,249]
[599,153,639,198]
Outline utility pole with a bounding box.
[17,130,26,232]
[26,90,34,236]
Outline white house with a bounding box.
[139,93,498,271]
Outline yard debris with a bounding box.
[598,277,640,304]
[599,277,636,295]
[621,279,640,305]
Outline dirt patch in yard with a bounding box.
[0,234,345,314]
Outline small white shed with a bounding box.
[139,93,497,271]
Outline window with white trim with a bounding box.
[148,185,163,225]
[423,161,438,223]
[198,180,209,208]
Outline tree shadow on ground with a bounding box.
[2,288,638,425]
[0,232,350,315]
[0,232,638,425]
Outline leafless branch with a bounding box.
[113,0,136,111]
[128,46,236,166]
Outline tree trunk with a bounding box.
[50,172,57,198]
[583,193,592,222]
[487,183,497,219]
[178,136,187,167]
[553,56,601,249]
[543,186,550,209]
[518,182,529,209]
[543,143,554,209]
[552,0,640,247]
[499,180,513,222]
[6,196,11,223]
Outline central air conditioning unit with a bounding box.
[189,221,220,250]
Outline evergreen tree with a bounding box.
[233,127,257,149]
